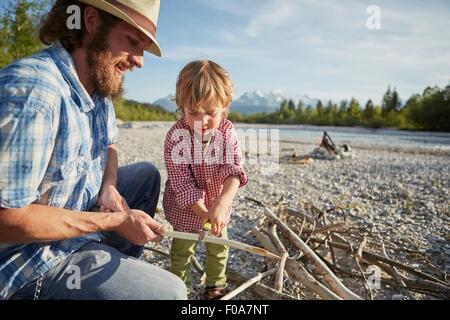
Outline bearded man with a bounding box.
[0,0,187,300]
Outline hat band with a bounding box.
[106,0,157,36]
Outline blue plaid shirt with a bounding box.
[0,42,118,299]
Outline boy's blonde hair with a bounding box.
[175,60,233,116]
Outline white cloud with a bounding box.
[245,0,299,37]
[163,45,258,62]
[193,0,254,17]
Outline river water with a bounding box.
[235,123,450,152]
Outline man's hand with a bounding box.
[98,185,130,213]
[114,209,166,245]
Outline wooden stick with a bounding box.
[252,227,342,300]
[399,278,450,298]
[357,237,367,259]
[268,224,289,292]
[275,252,289,292]
[345,236,374,300]
[220,268,277,300]
[165,230,281,260]
[251,227,280,255]
[263,206,362,300]
[322,209,337,267]
[269,224,287,253]
[227,269,299,300]
[306,237,450,287]
[192,256,205,275]
[380,241,415,300]
[285,207,315,224]
[301,223,347,235]
[322,256,449,299]
[143,246,169,256]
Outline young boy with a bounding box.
[163,60,248,299]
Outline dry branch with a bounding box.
[306,237,449,288]
[269,224,289,292]
[301,223,347,235]
[227,269,299,300]
[285,207,316,224]
[263,206,362,300]
[251,227,343,300]
[220,268,277,300]
[380,241,415,300]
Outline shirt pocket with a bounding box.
[59,157,89,180]
[48,157,89,208]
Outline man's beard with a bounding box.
[86,32,124,100]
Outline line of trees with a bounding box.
[0,0,49,68]
[114,99,175,121]
[228,84,450,131]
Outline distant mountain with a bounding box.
[230,90,319,115]
[153,95,177,112]
[152,91,320,115]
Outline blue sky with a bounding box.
[121,0,449,105]
[2,0,449,105]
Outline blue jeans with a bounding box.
[11,162,187,300]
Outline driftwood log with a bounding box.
[251,227,342,300]
[245,197,450,300]
[262,206,362,300]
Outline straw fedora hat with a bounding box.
[77,0,162,57]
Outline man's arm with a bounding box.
[101,144,119,188]
[0,204,165,245]
[97,144,130,212]
[0,204,123,243]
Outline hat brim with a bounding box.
[77,0,161,57]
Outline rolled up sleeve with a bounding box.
[220,164,248,187]
[220,122,248,187]
[106,100,118,145]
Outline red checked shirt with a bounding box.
[163,118,248,233]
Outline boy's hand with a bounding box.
[190,201,209,225]
[208,201,229,236]
[207,175,239,235]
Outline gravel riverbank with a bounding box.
[115,121,449,300]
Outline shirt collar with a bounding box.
[47,41,96,113]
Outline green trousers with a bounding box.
[170,228,228,289]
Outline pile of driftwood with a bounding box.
[221,198,450,300]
